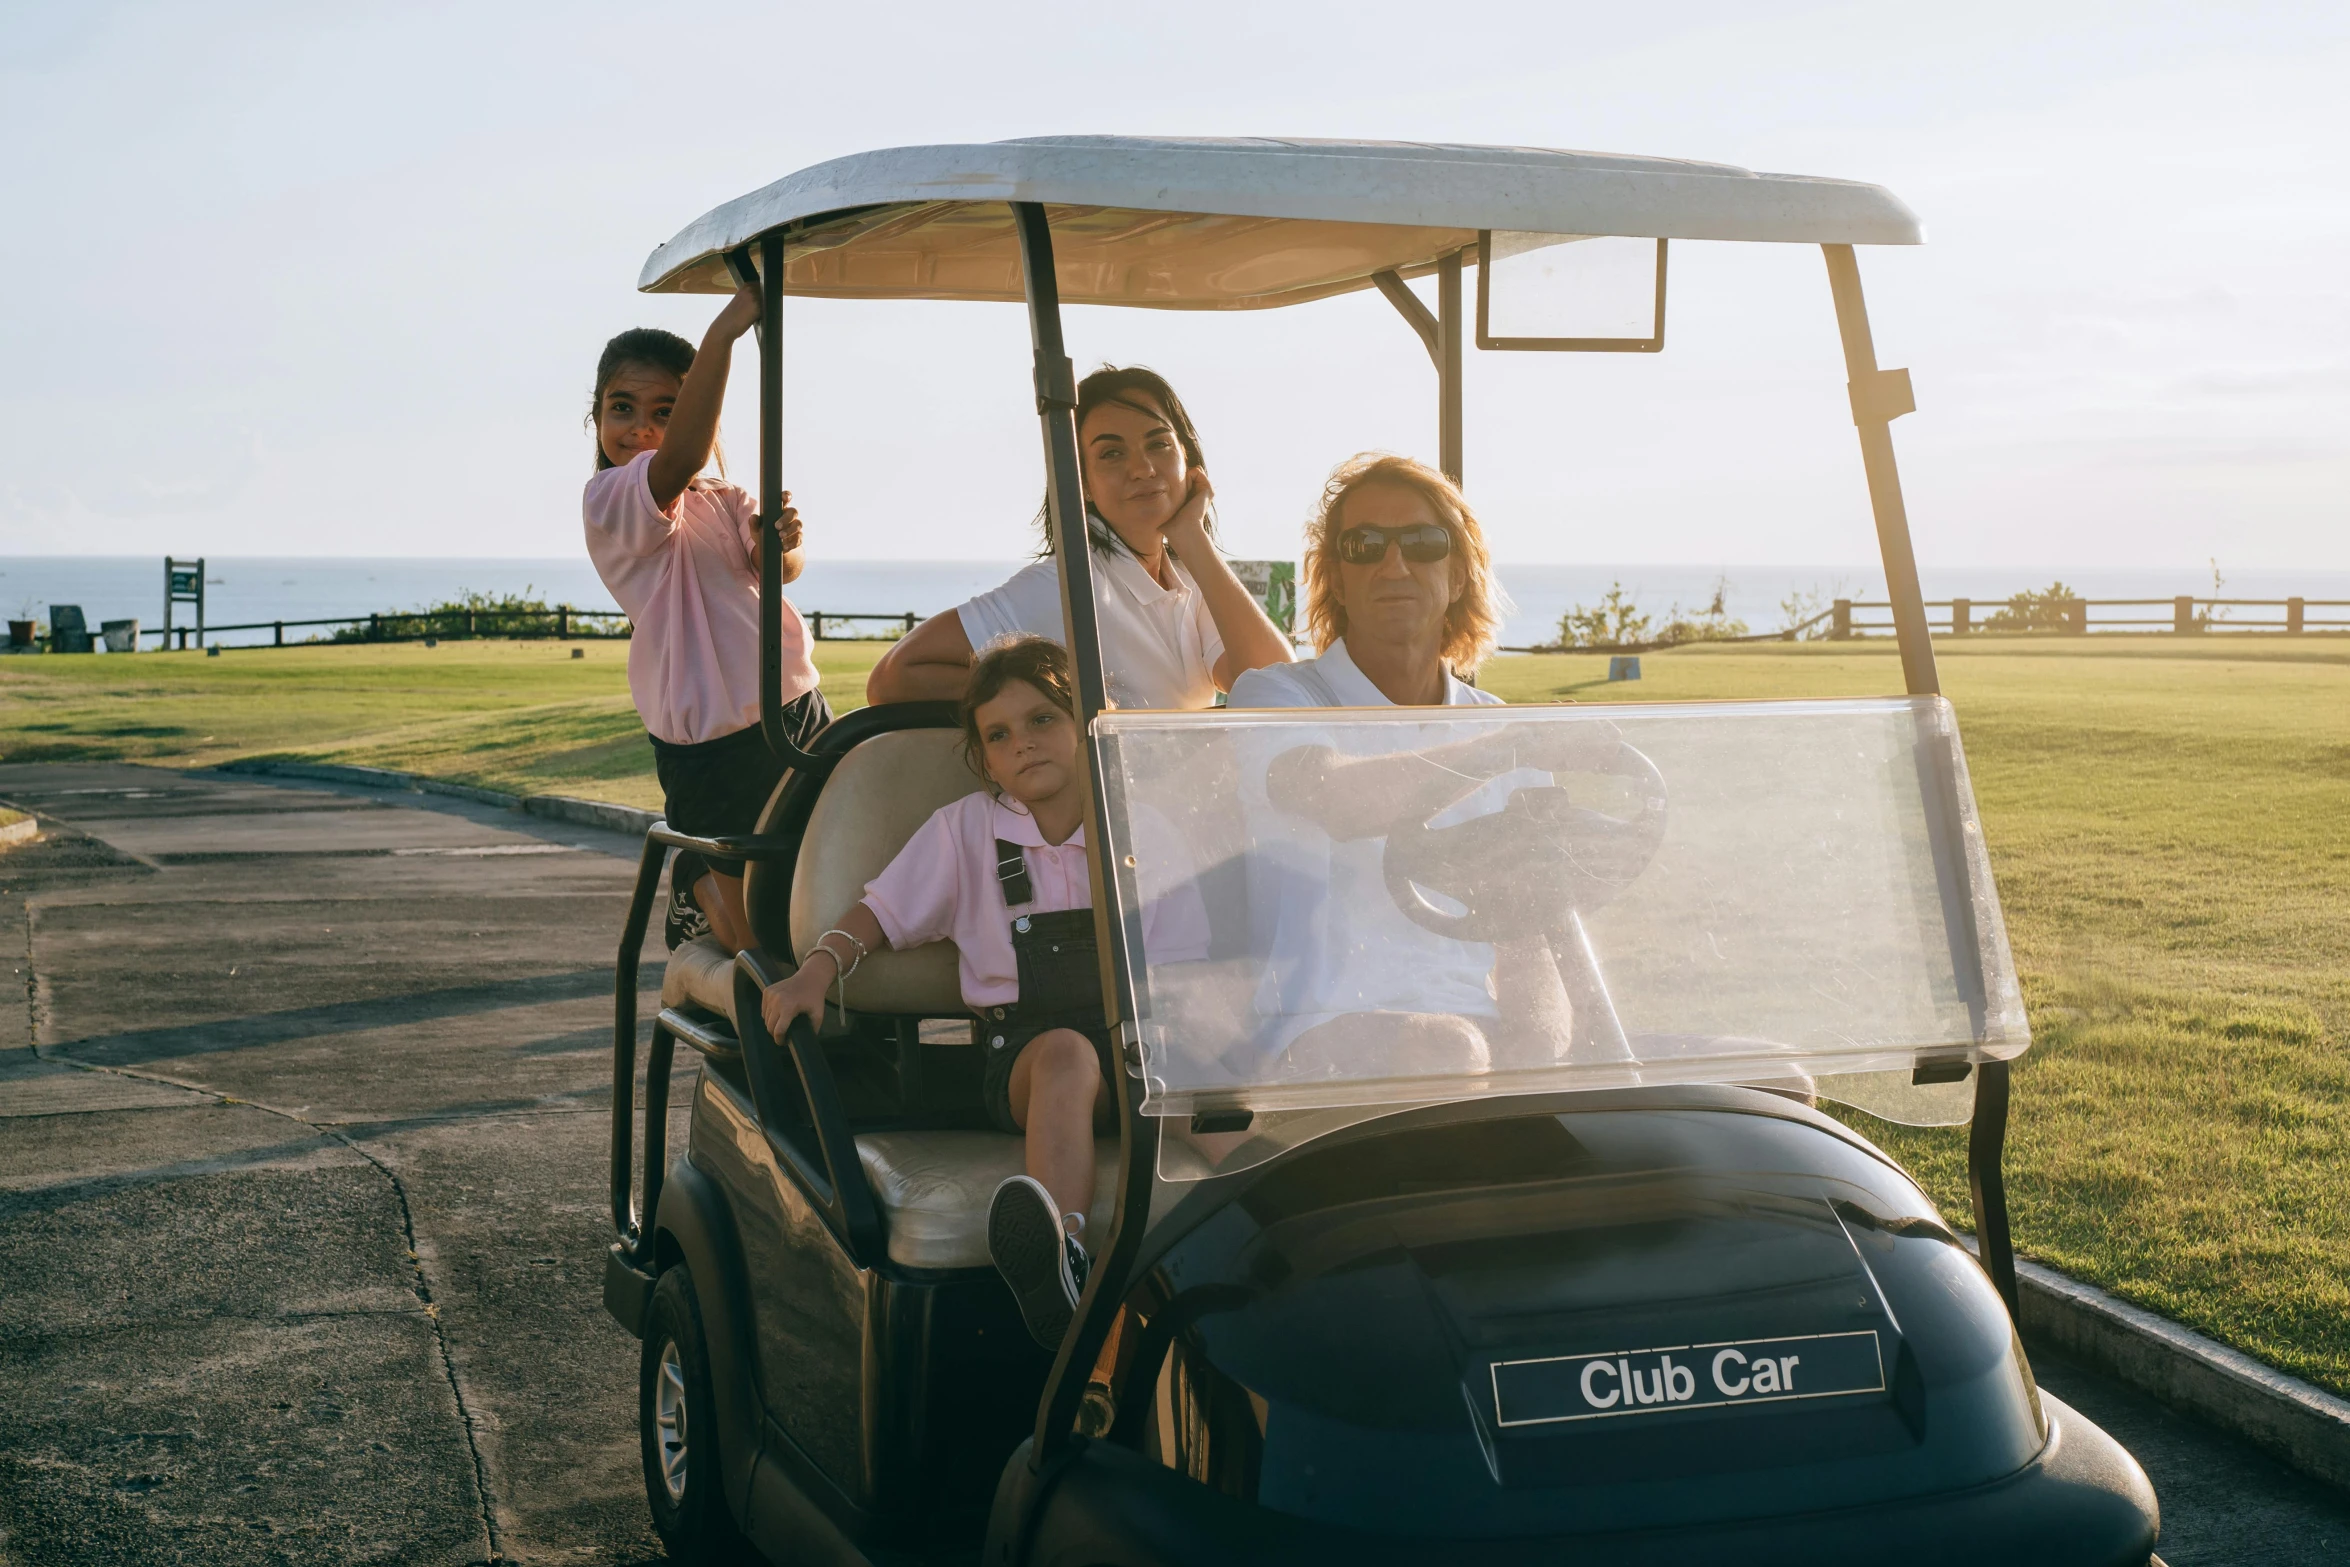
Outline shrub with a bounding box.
[329,589,608,642]
[1557,578,1753,650]
[1655,579,1750,647]
[1982,581,2082,632]
[1556,582,1652,648]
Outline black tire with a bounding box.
[640,1265,749,1563]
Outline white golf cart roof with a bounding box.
[638,136,1921,309]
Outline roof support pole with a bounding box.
[1824,244,2018,1322]
[1370,252,1466,486]
[1013,207,1109,727]
[1006,200,1160,1487]
[726,238,818,771]
[1371,269,1439,366]
[1823,244,1934,698]
[1439,248,1464,485]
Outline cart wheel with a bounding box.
[640,1266,747,1563]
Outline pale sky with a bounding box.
[3,1,2344,568]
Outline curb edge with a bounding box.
[216,759,660,837]
[2014,1256,2350,1493]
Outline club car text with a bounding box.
[1489,1331,1886,1428]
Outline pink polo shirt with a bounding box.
[862,791,1207,1010]
[581,451,819,745]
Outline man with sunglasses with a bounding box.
[1228,452,1505,710]
[1225,455,1588,1081]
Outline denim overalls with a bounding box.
[975,838,1116,1133]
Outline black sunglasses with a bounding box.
[1336,523,1453,565]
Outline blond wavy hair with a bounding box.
[1301,454,1502,675]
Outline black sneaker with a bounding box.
[990,1175,1081,1349]
[663,878,711,951]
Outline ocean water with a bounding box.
[4,556,2346,651]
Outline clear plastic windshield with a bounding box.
[1095,696,2026,1127]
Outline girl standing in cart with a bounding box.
[762,636,1204,1348]
[583,283,828,954]
[865,366,1294,709]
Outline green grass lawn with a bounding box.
[0,639,889,810]
[5,632,2348,1393]
[1484,637,2350,1394]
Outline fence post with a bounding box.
[559,605,570,639]
[811,612,825,641]
[2174,596,2193,633]
[1952,597,1970,635]
[369,612,380,642]
[2065,599,2088,635]
[274,621,284,647]
[466,609,476,637]
[904,612,917,636]
[2287,597,2305,634]
[1831,599,1852,639]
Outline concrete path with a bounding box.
[1,762,683,1567]
[2,762,2346,1565]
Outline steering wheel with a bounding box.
[1379,741,1668,944]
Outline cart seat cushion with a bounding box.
[856,1130,1118,1270]
[661,934,738,1026]
[792,728,987,1016]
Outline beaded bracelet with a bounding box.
[810,927,871,1015]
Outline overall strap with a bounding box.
[994,838,1035,908]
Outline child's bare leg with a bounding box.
[693,870,753,955]
[1007,1028,1110,1225]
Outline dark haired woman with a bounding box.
[866,366,1293,709]
[582,285,828,953]
[763,636,1206,1347]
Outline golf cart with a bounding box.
[601,138,2162,1565]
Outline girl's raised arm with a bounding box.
[648,284,761,512]
[1163,473,1294,689]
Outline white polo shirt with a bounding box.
[1225,636,1501,711]
[1227,639,1542,1056]
[956,547,1225,711]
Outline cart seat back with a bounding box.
[791,727,985,1015]
[781,725,1159,1266]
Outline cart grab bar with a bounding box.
[659,1006,742,1062]
[732,947,884,1265]
[611,821,795,1260]
[646,823,800,863]
[611,835,667,1262]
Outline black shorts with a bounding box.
[649,686,831,882]
[976,1007,1116,1136]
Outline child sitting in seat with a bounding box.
[760,636,1197,1349]
[581,284,827,955]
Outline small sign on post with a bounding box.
[1230,561,1298,637]
[164,557,205,650]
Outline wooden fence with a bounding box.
[98,607,922,651]
[1831,597,2350,638]
[1500,596,2350,656]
